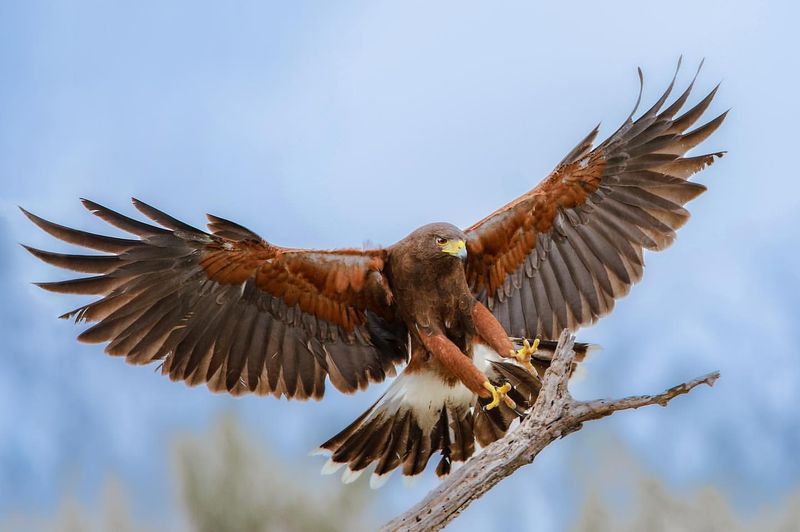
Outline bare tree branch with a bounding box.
[381,331,720,532]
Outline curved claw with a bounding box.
[510,338,540,374]
[483,381,514,411]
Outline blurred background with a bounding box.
[2,1,799,531]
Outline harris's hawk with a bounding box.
[22,62,725,487]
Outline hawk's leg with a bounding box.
[472,301,539,374]
[418,332,512,410]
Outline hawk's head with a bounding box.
[404,222,467,263]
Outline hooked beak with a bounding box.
[442,239,467,259]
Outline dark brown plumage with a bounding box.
[23,60,725,485]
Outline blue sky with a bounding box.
[2,1,799,530]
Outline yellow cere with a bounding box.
[441,239,466,256]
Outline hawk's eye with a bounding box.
[435,237,448,246]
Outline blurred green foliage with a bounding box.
[174,415,374,532]
[571,443,800,532]
[1,415,374,532]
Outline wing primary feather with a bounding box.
[20,207,142,253]
[34,275,124,295]
[598,67,645,150]
[652,152,724,180]
[628,67,645,122]
[611,185,685,214]
[669,111,729,155]
[638,56,682,119]
[131,198,204,234]
[660,58,705,119]
[670,85,720,134]
[206,213,262,241]
[626,131,679,157]
[22,245,122,274]
[80,198,169,236]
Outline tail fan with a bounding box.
[315,338,594,486]
[315,368,477,488]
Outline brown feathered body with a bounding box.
[388,224,475,369]
[22,61,725,486]
[319,223,560,482]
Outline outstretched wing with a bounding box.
[465,61,726,339]
[23,199,407,399]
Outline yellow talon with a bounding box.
[510,338,540,374]
[483,381,514,411]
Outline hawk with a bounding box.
[22,62,725,487]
